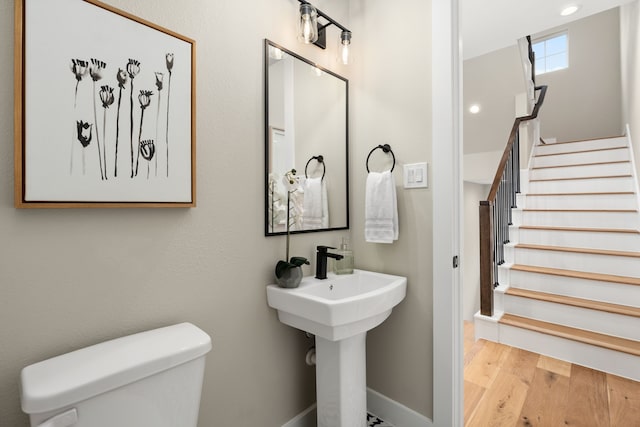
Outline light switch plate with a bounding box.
[403,162,428,188]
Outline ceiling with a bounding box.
[461,0,636,59]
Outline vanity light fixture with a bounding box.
[297,0,352,64]
[469,104,481,114]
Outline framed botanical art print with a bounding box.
[15,0,196,207]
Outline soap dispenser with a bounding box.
[334,237,354,275]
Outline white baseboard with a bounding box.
[367,388,433,427]
[282,390,433,427]
[281,403,316,427]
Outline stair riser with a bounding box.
[530,162,633,181]
[533,148,629,168]
[534,137,627,155]
[513,210,639,229]
[511,227,640,252]
[505,267,639,306]
[502,294,640,341]
[519,194,637,210]
[510,247,640,277]
[498,324,640,382]
[528,177,635,193]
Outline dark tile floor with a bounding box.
[367,412,394,427]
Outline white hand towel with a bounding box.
[365,171,398,243]
[303,177,328,229]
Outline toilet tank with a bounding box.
[20,323,212,427]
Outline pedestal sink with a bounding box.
[266,269,407,427]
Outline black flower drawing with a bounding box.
[114,68,128,177]
[135,89,153,176]
[139,139,156,179]
[69,59,88,174]
[76,120,93,175]
[126,58,141,178]
[99,85,115,181]
[154,72,163,177]
[165,53,174,177]
[90,58,107,180]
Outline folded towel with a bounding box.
[365,171,398,243]
[303,177,328,229]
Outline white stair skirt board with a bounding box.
[510,226,640,252]
[535,136,628,155]
[507,266,640,306]
[528,176,636,193]
[530,161,633,180]
[513,209,638,229]
[532,147,630,168]
[518,193,637,210]
[511,246,640,277]
[501,291,640,341]
[499,322,640,382]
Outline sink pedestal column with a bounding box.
[315,332,367,427]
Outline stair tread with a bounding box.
[515,243,640,258]
[541,135,625,145]
[499,313,640,356]
[530,174,632,182]
[532,160,630,170]
[535,146,628,157]
[510,264,640,286]
[517,225,640,234]
[524,192,635,196]
[505,288,640,318]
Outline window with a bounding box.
[532,32,568,75]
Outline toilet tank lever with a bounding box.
[37,408,78,427]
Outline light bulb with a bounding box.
[338,30,352,65]
[298,4,318,44]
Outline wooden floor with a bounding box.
[464,322,640,426]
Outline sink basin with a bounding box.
[267,269,407,427]
[266,269,407,341]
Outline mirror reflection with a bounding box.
[265,39,349,235]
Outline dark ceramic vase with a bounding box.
[275,265,303,288]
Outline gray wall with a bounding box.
[0,0,434,425]
[463,45,524,154]
[464,7,624,156]
[621,0,640,171]
[350,0,433,416]
[535,8,623,142]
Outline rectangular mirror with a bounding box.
[264,39,349,236]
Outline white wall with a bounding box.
[620,0,640,173]
[535,8,623,142]
[1,0,437,425]
[462,182,488,321]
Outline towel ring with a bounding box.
[305,155,326,180]
[366,144,396,173]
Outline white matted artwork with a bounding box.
[15,0,196,207]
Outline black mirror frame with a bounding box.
[264,39,350,236]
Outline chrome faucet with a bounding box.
[315,246,344,279]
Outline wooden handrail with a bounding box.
[487,85,547,201]
[479,84,548,317]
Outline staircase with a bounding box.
[475,134,640,382]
